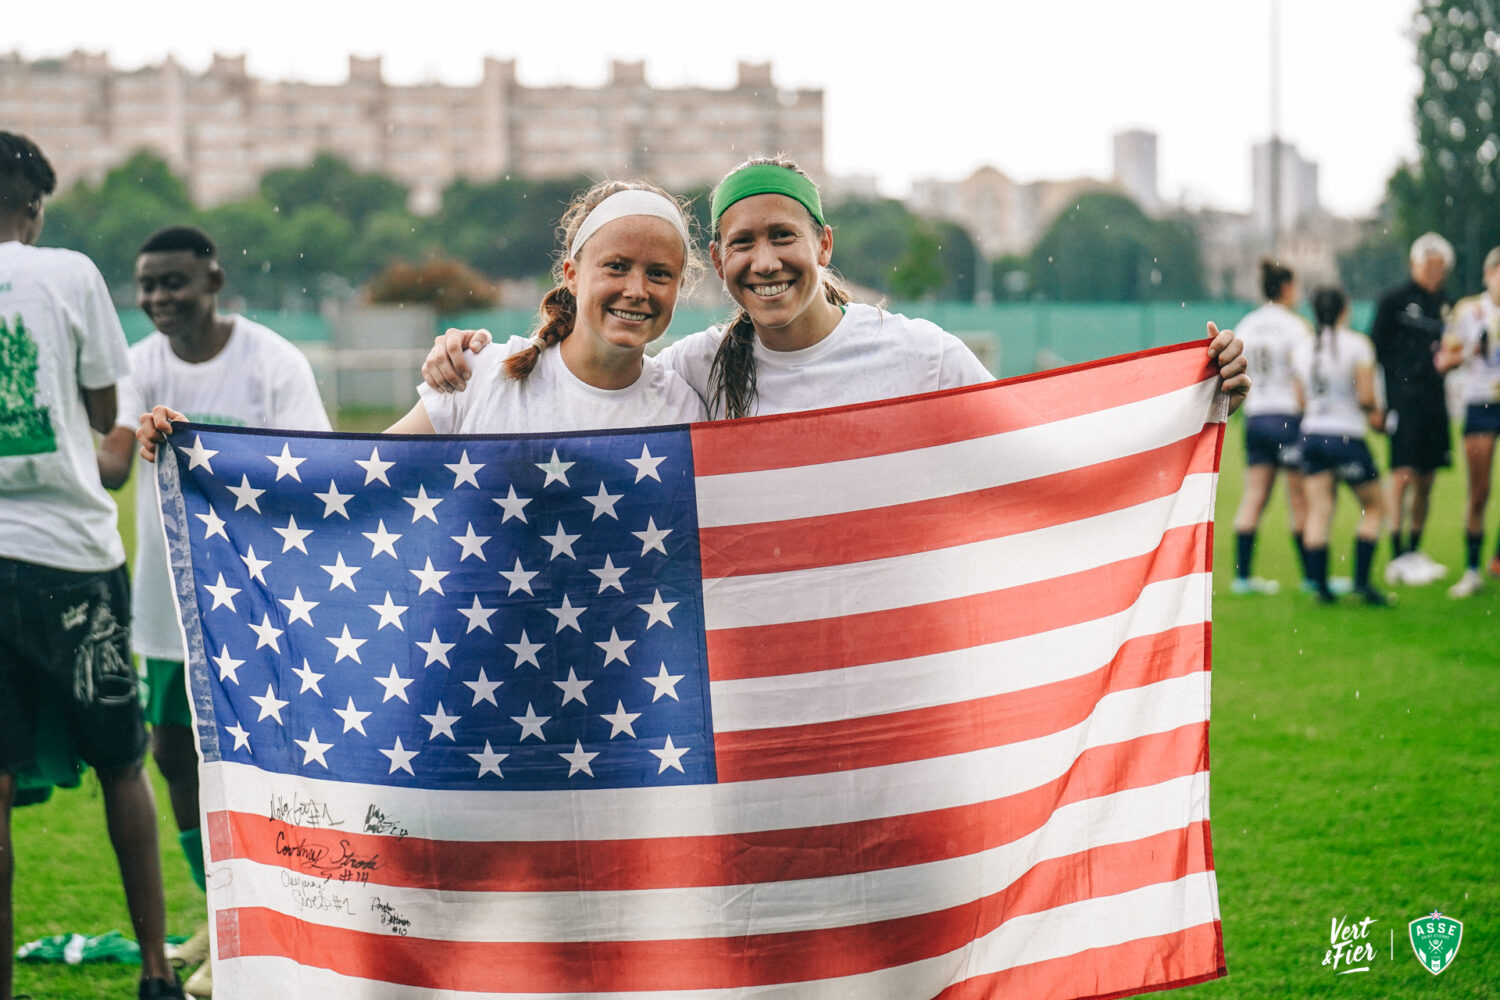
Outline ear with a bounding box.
[816,225,834,268]
[709,242,725,280]
[206,262,226,294]
[562,257,579,296]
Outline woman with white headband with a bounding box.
[384,179,705,434]
[421,157,1250,417]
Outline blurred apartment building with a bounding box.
[0,51,823,213]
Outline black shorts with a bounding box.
[0,557,148,775]
[1463,402,1500,437]
[1244,414,1302,468]
[1386,400,1452,471]
[1300,434,1381,485]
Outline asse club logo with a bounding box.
[1409,911,1463,976]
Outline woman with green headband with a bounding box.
[420,157,1250,418]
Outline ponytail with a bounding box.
[504,285,577,380]
[706,278,852,419]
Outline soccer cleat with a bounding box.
[1404,550,1448,584]
[1448,568,1484,598]
[168,924,211,970]
[184,959,213,998]
[1328,576,1353,596]
[1354,585,1396,606]
[1383,553,1412,585]
[1231,576,1279,595]
[138,974,187,1000]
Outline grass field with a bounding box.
[10,409,1498,999]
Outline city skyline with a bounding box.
[6,0,1421,216]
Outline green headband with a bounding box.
[711,163,826,230]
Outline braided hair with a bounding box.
[705,155,851,419]
[1309,285,1349,389]
[503,179,702,381]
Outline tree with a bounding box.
[1385,0,1500,288]
[366,257,499,313]
[1028,193,1204,301]
[260,154,409,231]
[431,175,591,279]
[825,197,950,299]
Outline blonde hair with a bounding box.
[706,155,850,419]
[504,179,703,380]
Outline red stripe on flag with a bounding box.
[707,521,1210,680]
[699,428,1220,578]
[933,921,1225,1000]
[689,341,1216,476]
[214,822,1214,992]
[716,623,1205,781]
[205,722,1205,895]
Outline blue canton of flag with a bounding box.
[157,424,714,791]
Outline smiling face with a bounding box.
[560,215,685,382]
[135,249,222,339]
[711,193,840,349]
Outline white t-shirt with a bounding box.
[1236,301,1309,417]
[0,241,129,572]
[117,315,331,658]
[1446,293,1500,404]
[418,336,705,435]
[1293,327,1376,438]
[654,302,995,417]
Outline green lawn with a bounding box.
[10,411,1497,999]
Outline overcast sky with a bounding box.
[7,0,1421,216]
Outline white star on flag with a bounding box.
[560,740,599,777]
[553,667,593,706]
[404,485,443,524]
[266,442,308,481]
[631,517,672,555]
[333,697,372,735]
[180,434,217,471]
[273,514,313,553]
[444,451,483,488]
[410,557,449,596]
[499,558,539,595]
[202,573,240,612]
[644,662,685,702]
[416,629,455,667]
[601,700,641,738]
[361,519,401,558]
[291,658,325,696]
[248,614,284,653]
[227,474,264,513]
[450,523,490,561]
[535,449,574,487]
[321,552,361,591]
[541,522,580,560]
[458,595,497,634]
[326,624,367,664]
[368,592,408,631]
[512,703,550,742]
[546,594,586,633]
[356,447,394,486]
[293,728,333,768]
[649,735,690,774]
[463,667,503,706]
[505,630,544,668]
[212,645,244,684]
[583,482,623,520]
[595,628,634,667]
[224,723,251,752]
[379,736,419,775]
[589,555,628,593]
[250,684,289,724]
[194,508,227,541]
[637,590,677,629]
[374,664,415,703]
[626,443,666,482]
[314,480,354,519]
[420,702,461,741]
[492,485,531,523]
[468,741,507,778]
[239,545,271,584]
[278,587,319,627]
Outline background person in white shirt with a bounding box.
[1292,286,1391,606]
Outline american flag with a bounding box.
[158,340,1227,999]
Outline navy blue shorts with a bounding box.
[1244,414,1302,468]
[0,558,147,775]
[1463,402,1500,437]
[1300,434,1381,485]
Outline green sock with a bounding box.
[179,826,206,892]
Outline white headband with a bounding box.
[568,189,690,260]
